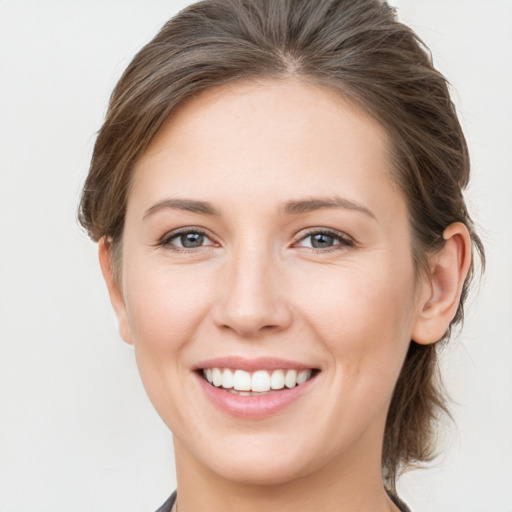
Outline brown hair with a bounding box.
[78,0,484,490]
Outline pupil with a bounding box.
[181,233,204,248]
[312,233,333,248]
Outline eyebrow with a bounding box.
[143,195,375,220]
[143,198,221,219]
[282,196,376,219]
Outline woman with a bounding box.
[78,0,484,510]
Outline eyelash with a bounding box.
[293,228,354,253]
[158,228,355,253]
[158,227,216,253]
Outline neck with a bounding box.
[172,436,399,512]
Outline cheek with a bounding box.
[300,259,417,383]
[120,260,217,427]
[123,261,214,350]
[293,263,418,450]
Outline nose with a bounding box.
[212,241,293,338]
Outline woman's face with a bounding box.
[110,79,429,484]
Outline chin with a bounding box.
[175,429,321,486]
[206,453,311,486]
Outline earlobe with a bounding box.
[98,237,133,345]
[412,222,472,345]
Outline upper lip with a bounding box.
[193,356,318,372]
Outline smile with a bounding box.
[202,368,315,395]
[194,359,320,418]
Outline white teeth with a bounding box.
[297,369,311,385]
[251,370,271,392]
[202,367,315,392]
[270,369,285,390]
[212,368,222,387]
[285,369,297,388]
[221,368,234,389]
[233,369,252,391]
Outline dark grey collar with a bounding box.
[155,490,412,512]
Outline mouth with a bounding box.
[199,367,319,396]
[193,357,321,418]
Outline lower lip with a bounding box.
[194,372,318,419]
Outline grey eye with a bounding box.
[310,233,336,248]
[179,232,205,248]
[295,230,353,251]
[163,230,214,249]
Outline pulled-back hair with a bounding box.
[78,0,484,490]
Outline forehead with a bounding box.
[131,78,403,222]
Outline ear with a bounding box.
[98,237,133,345]
[412,222,472,345]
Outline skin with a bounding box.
[100,79,471,512]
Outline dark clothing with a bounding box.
[155,491,176,512]
[155,489,411,511]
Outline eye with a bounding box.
[295,229,354,251]
[160,228,216,250]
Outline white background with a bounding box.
[0,1,510,511]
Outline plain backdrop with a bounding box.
[0,1,511,511]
